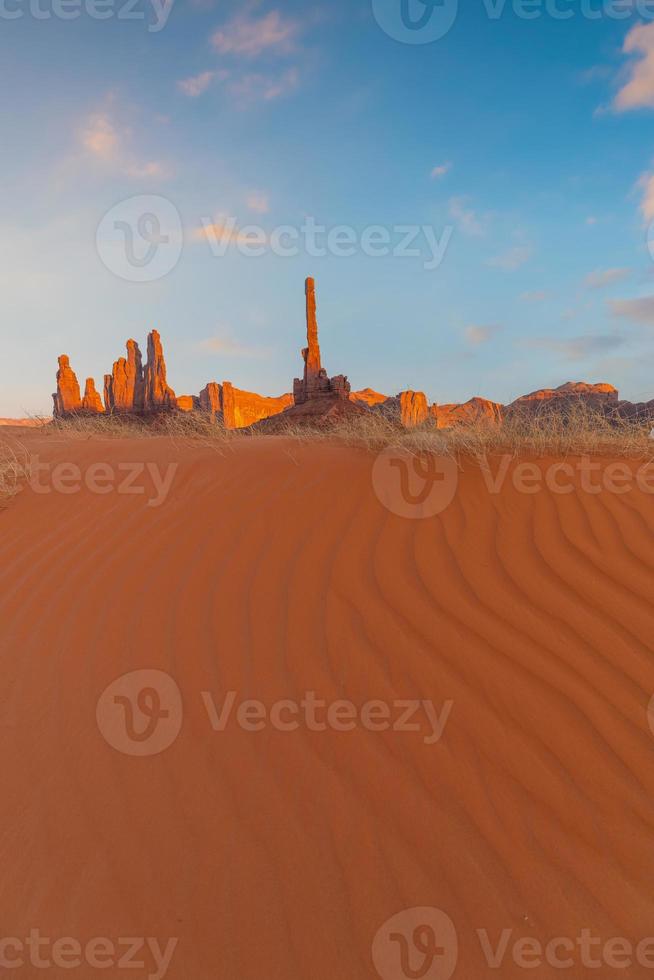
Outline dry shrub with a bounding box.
[0,440,32,506]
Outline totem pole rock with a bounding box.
[53,356,82,417]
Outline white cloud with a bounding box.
[430,162,451,180]
[190,217,267,247]
[211,11,299,58]
[78,105,169,180]
[464,324,501,346]
[227,68,299,104]
[584,267,631,290]
[613,22,654,111]
[609,295,654,324]
[178,71,215,97]
[526,334,626,360]
[638,171,654,222]
[487,244,532,271]
[246,191,270,214]
[196,334,268,357]
[448,197,484,236]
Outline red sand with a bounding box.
[1,432,654,979]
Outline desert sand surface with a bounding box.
[2,430,654,979]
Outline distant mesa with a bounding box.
[51,278,654,430]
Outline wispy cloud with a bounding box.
[638,171,654,222]
[430,162,451,180]
[613,22,654,111]
[211,10,299,58]
[190,217,267,247]
[178,71,216,97]
[448,197,484,236]
[464,324,501,346]
[196,334,269,357]
[526,334,626,361]
[225,68,300,104]
[79,104,169,179]
[584,267,631,290]
[246,191,270,214]
[520,290,549,303]
[609,294,654,324]
[487,244,532,271]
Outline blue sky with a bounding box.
[3,0,654,416]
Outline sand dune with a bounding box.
[1,432,654,979]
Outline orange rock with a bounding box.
[53,355,82,417]
[293,277,352,405]
[144,330,176,411]
[176,396,197,413]
[199,383,222,416]
[82,378,104,414]
[350,388,389,407]
[222,382,293,429]
[433,397,504,429]
[510,382,618,410]
[104,340,144,413]
[399,390,429,427]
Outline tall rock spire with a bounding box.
[53,355,82,416]
[144,329,176,410]
[104,340,144,413]
[303,276,322,382]
[293,277,351,405]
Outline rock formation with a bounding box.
[256,277,366,430]
[350,388,390,407]
[53,356,82,417]
[175,396,198,413]
[373,390,430,427]
[82,379,104,414]
[104,340,144,414]
[508,382,618,414]
[433,396,504,429]
[144,330,176,411]
[199,383,222,417]
[293,278,352,405]
[399,390,429,427]
[222,382,293,429]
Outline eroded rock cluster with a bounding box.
[53,330,293,429]
[52,277,654,431]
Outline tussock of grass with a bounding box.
[322,403,654,460]
[0,440,32,506]
[45,402,654,460]
[47,411,235,445]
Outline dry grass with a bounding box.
[44,402,654,461]
[250,402,654,460]
[46,412,236,448]
[0,439,32,507]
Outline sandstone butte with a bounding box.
[51,277,654,429]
